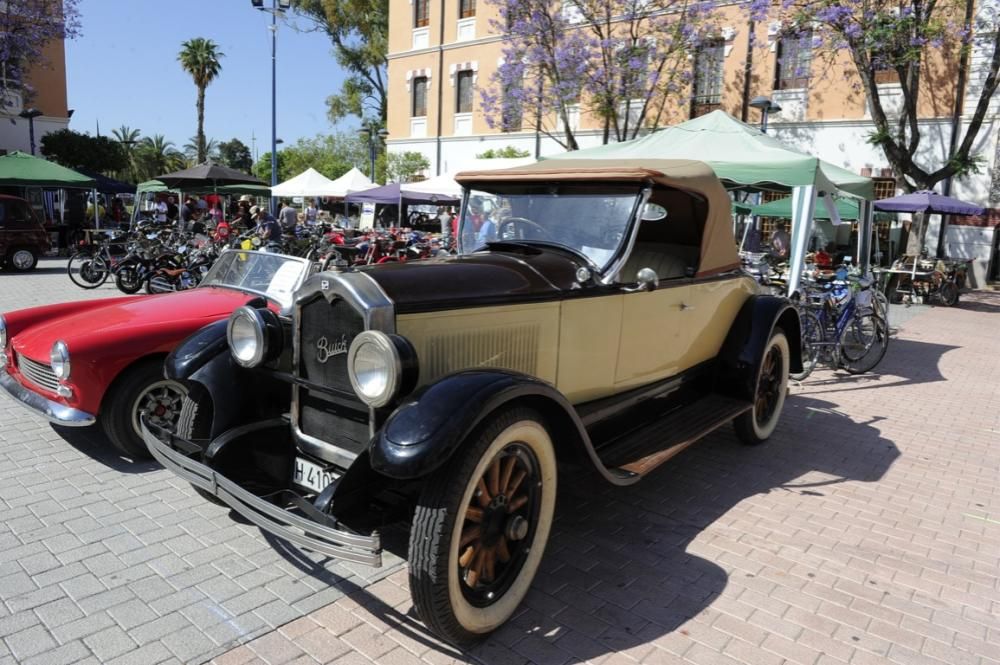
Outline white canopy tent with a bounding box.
[403,157,536,200]
[271,167,375,198]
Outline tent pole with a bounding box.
[787,184,818,296]
[92,188,99,229]
[857,200,873,274]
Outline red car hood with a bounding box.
[12,287,254,360]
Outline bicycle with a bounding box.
[792,269,890,381]
[66,231,126,289]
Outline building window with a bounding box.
[414,0,429,28]
[873,177,896,200]
[691,39,724,117]
[501,76,524,132]
[460,0,476,18]
[412,76,428,117]
[775,30,812,90]
[456,70,474,113]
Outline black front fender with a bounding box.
[165,319,230,381]
[717,295,802,400]
[370,370,623,482]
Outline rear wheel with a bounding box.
[409,407,557,646]
[102,359,187,460]
[791,311,823,381]
[114,265,144,294]
[937,281,959,306]
[67,252,109,288]
[840,314,889,375]
[7,247,38,272]
[735,329,789,445]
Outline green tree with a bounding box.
[253,133,368,183]
[177,38,224,163]
[111,125,142,182]
[183,135,219,164]
[291,0,388,123]
[476,146,531,159]
[385,151,430,183]
[133,135,185,181]
[217,138,254,172]
[39,129,127,174]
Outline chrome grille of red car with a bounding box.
[16,353,59,393]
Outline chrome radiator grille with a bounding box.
[17,353,59,392]
[298,296,365,394]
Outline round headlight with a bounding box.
[227,306,265,367]
[347,331,403,408]
[50,340,71,380]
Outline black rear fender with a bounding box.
[717,295,802,400]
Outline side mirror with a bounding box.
[625,267,659,292]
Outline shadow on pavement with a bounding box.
[50,423,159,473]
[797,338,957,395]
[954,291,1000,313]
[255,393,898,664]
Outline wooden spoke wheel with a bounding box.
[735,328,789,445]
[409,407,557,646]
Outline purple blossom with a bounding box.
[0,0,82,98]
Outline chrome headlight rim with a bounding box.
[50,340,71,380]
[347,331,403,409]
[227,306,266,368]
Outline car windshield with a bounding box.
[458,184,642,270]
[199,250,311,308]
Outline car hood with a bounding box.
[358,249,586,312]
[12,287,253,360]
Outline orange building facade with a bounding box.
[1,39,72,155]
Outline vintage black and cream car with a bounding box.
[144,159,802,645]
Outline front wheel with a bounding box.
[409,407,557,646]
[937,281,959,307]
[102,359,188,460]
[734,329,790,445]
[114,265,145,294]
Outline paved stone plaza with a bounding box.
[3,258,999,665]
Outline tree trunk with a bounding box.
[197,85,206,163]
[904,211,925,256]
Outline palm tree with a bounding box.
[177,38,224,163]
[135,135,184,181]
[183,135,219,164]
[112,125,142,182]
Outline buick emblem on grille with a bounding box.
[316,334,349,364]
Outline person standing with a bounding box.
[304,200,318,224]
[154,196,168,224]
[278,199,298,235]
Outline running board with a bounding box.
[598,394,752,478]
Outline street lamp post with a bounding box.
[252,0,290,214]
[358,124,390,184]
[18,108,43,155]
[748,96,782,133]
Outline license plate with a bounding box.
[292,457,339,494]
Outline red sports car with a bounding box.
[0,250,312,459]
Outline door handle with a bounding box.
[680,303,695,311]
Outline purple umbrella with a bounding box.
[873,190,983,216]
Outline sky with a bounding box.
[65,0,357,159]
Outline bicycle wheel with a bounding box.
[67,252,110,289]
[840,313,889,374]
[791,309,824,381]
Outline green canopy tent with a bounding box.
[0,151,102,227]
[543,111,876,294]
[132,180,271,225]
[753,196,861,220]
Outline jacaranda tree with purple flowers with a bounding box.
[481,0,720,149]
[764,0,999,194]
[0,0,81,102]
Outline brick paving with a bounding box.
[212,291,1000,665]
[3,259,999,665]
[0,259,404,665]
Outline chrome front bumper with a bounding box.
[0,369,96,426]
[141,419,382,567]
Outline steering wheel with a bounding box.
[497,216,551,241]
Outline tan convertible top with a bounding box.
[455,159,739,277]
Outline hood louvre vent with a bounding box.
[423,324,540,383]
